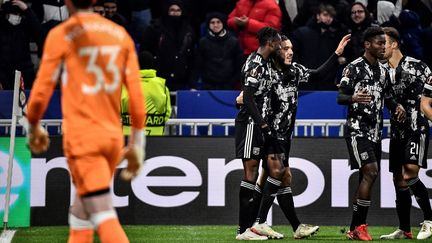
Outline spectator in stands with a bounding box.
[31,0,68,57]
[227,0,281,56]
[377,0,402,26]
[344,2,377,63]
[290,4,345,90]
[279,0,298,35]
[103,0,127,28]
[140,0,195,91]
[93,0,105,16]
[193,0,238,37]
[31,0,68,24]
[190,12,244,90]
[122,51,172,136]
[292,0,350,30]
[0,0,41,90]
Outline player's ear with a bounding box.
[364,41,370,49]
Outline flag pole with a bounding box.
[3,71,22,230]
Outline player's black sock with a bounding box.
[277,186,300,231]
[396,186,411,232]
[350,203,358,231]
[238,180,255,234]
[407,177,432,220]
[356,199,371,225]
[249,184,262,227]
[256,177,281,224]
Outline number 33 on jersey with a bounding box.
[26,12,145,137]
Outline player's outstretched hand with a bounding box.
[120,128,146,181]
[335,34,351,56]
[27,124,50,154]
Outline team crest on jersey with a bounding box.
[249,68,258,77]
[253,147,260,155]
[360,152,369,160]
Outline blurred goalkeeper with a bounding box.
[26,0,146,242]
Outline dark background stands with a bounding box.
[0,1,41,90]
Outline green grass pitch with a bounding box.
[9,225,426,242]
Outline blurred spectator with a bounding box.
[121,51,172,136]
[190,12,244,90]
[31,0,68,24]
[292,0,350,29]
[143,0,204,39]
[279,0,298,34]
[227,0,281,56]
[103,0,127,28]
[31,0,68,56]
[344,2,377,62]
[377,0,401,26]
[290,4,345,90]
[129,0,151,44]
[140,0,195,91]
[0,0,41,90]
[398,9,424,60]
[93,0,105,16]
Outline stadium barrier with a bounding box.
[0,118,393,137]
[1,136,430,226]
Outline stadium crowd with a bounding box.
[1,0,432,91]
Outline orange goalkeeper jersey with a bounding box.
[27,12,145,139]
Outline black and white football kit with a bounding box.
[268,54,339,166]
[388,56,431,172]
[338,56,398,169]
[235,52,274,160]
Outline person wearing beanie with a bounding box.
[190,12,244,90]
[140,0,195,91]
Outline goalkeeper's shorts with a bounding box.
[64,135,123,196]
